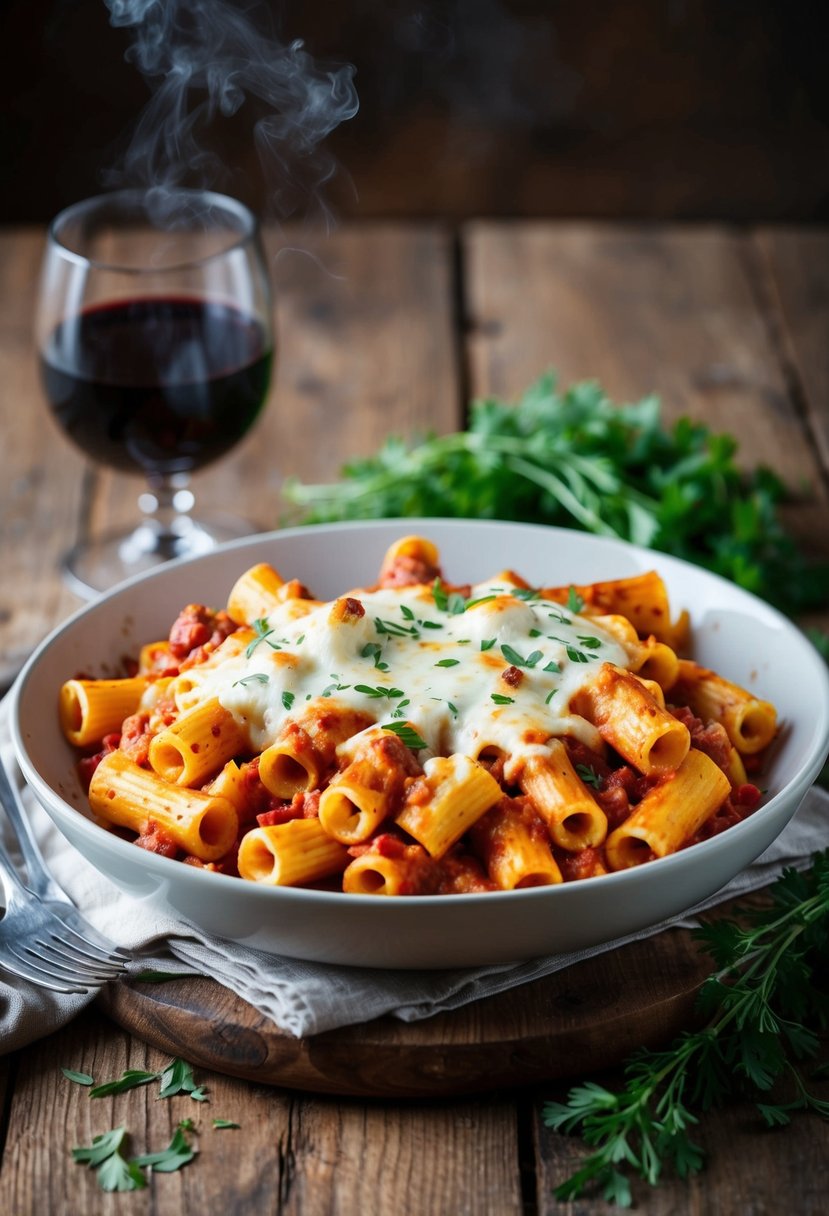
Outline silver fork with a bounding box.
[0,757,129,993]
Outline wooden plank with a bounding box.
[753,228,829,476]
[0,229,86,684]
[86,222,463,545]
[462,222,825,499]
[0,1010,521,1215]
[278,1095,522,1216]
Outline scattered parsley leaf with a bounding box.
[158,1058,205,1101]
[212,1119,240,1130]
[281,690,295,711]
[72,1127,146,1193]
[435,658,460,667]
[491,693,514,705]
[133,1125,197,1173]
[480,638,497,651]
[89,1070,159,1099]
[62,1068,94,1086]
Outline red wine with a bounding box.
[40,297,272,476]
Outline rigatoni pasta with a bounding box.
[59,535,777,894]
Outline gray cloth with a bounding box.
[2,697,828,1052]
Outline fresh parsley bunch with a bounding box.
[542,853,829,1207]
[284,373,828,616]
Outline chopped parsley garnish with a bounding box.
[361,641,390,671]
[500,643,543,669]
[245,618,288,658]
[375,616,420,638]
[432,578,468,614]
[567,586,585,614]
[491,693,515,705]
[548,636,590,663]
[577,635,602,649]
[233,673,270,688]
[435,658,460,667]
[281,690,295,711]
[544,689,558,704]
[354,684,405,699]
[321,675,351,697]
[390,698,411,719]
[480,638,497,651]
[512,586,541,601]
[575,763,602,788]
[380,721,428,749]
[543,660,561,673]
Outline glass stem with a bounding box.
[139,474,196,555]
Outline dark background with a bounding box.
[1,0,827,225]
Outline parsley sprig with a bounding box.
[543,854,829,1206]
[284,373,829,615]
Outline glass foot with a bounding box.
[62,513,260,599]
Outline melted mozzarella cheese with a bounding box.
[185,581,633,772]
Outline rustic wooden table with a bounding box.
[1,221,828,1213]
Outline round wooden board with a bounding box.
[97,926,712,1098]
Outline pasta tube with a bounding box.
[471,799,562,888]
[148,697,248,785]
[395,754,502,858]
[573,663,690,775]
[605,748,732,870]
[237,820,350,886]
[518,741,607,851]
[672,660,777,754]
[88,750,238,861]
[59,677,148,748]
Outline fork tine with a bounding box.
[0,951,93,995]
[10,941,112,986]
[41,910,131,966]
[32,933,127,979]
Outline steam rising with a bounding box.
[102,0,359,221]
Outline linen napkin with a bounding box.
[2,693,828,1054]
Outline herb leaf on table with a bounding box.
[283,372,828,616]
[542,853,829,1205]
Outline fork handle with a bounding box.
[0,756,68,903]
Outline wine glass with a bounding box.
[35,187,274,598]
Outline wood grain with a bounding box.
[0,229,86,686]
[755,228,829,477]
[462,222,825,497]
